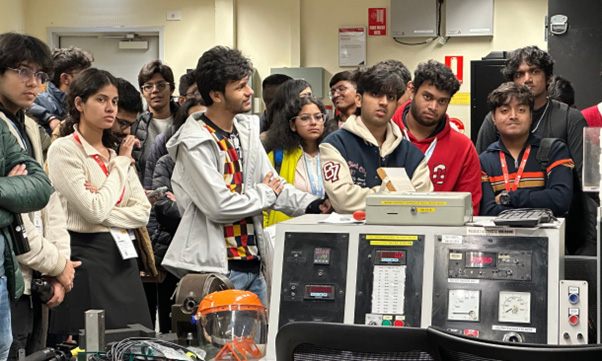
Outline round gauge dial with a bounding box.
[498,291,531,324]
[448,289,480,321]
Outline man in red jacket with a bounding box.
[392,60,482,215]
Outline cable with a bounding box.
[392,0,449,46]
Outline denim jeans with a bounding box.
[227,270,267,307]
[0,276,13,361]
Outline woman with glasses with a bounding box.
[47,68,152,337]
[263,96,334,226]
[261,79,313,150]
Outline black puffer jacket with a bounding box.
[151,154,180,267]
[131,101,179,183]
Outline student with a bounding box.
[132,60,179,182]
[260,74,292,132]
[177,71,202,105]
[162,46,327,306]
[264,96,334,226]
[392,60,482,215]
[111,78,143,143]
[479,82,573,217]
[0,32,77,360]
[329,71,357,127]
[48,68,152,336]
[320,64,433,214]
[29,47,93,135]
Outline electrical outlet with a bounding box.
[167,11,181,21]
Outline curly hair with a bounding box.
[0,33,52,75]
[173,97,204,130]
[547,75,575,107]
[487,82,534,113]
[137,59,175,91]
[50,47,93,87]
[193,46,253,106]
[413,59,460,97]
[502,45,554,82]
[263,79,311,132]
[378,59,412,88]
[264,96,333,153]
[60,68,119,148]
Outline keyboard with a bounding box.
[493,209,552,227]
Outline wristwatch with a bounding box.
[499,190,511,206]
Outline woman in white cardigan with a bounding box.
[46,68,152,336]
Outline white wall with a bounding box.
[1,0,549,132]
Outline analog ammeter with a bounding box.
[498,291,531,324]
[448,289,480,321]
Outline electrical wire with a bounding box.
[392,0,449,46]
[90,337,203,361]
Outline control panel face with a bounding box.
[278,232,348,329]
[432,235,548,344]
[355,234,425,328]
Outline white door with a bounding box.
[59,34,160,90]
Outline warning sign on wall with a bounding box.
[445,56,463,84]
[369,8,386,36]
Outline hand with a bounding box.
[495,193,502,204]
[55,259,82,292]
[165,191,176,202]
[84,180,98,193]
[319,199,333,214]
[7,164,27,177]
[49,117,61,131]
[46,279,66,309]
[145,189,160,207]
[262,171,283,196]
[118,135,141,162]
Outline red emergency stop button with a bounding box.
[394,320,404,327]
[569,315,579,326]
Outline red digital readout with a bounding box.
[381,251,404,259]
[307,285,333,294]
[470,256,493,264]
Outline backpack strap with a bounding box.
[535,138,561,183]
[274,148,284,175]
[548,100,569,140]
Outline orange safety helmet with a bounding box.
[197,289,266,316]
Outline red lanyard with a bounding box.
[499,145,531,192]
[73,133,125,204]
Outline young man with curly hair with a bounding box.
[163,46,328,306]
[391,60,482,215]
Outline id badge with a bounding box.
[109,228,138,260]
[33,211,43,235]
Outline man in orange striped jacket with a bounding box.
[479,82,574,216]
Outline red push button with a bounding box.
[464,329,479,337]
[394,320,404,327]
[569,315,579,326]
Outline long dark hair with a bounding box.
[263,79,311,133]
[60,68,119,148]
[264,96,333,153]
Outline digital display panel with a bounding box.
[375,250,406,265]
[465,251,497,268]
[313,248,331,265]
[304,284,335,300]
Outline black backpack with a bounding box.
[536,138,597,255]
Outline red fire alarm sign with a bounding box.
[369,8,386,36]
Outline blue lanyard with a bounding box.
[304,152,324,198]
[7,118,27,152]
[424,138,437,163]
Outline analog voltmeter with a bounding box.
[498,291,531,324]
[448,289,480,322]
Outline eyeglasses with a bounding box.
[300,91,313,98]
[141,82,170,93]
[6,66,49,84]
[115,117,135,130]
[329,85,350,99]
[183,89,201,98]
[291,113,327,125]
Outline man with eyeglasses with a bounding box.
[132,60,179,183]
[112,78,143,144]
[329,71,358,128]
[29,47,93,135]
[391,60,482,215]
[162,46,328,307]
[177,72,203,105]
[320,64,433,214]
[0,32,76,361]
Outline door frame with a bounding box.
[47,26,164,60]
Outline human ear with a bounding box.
[209,90,222,104]
[355,93,362,108]
[74,96,84,112]
[290,120,297,133]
